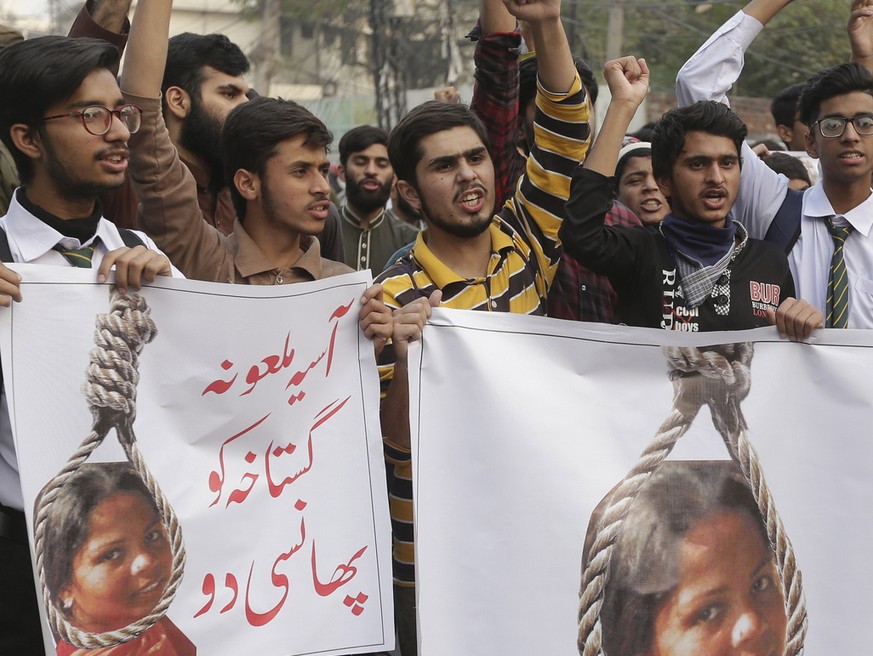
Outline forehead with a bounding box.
[51,68,121,111]
[676,509,766,577]
[619,154,653,178]
[348,142,389,160]
[677,130,738,159]
[815,90,873,119]
[417,125,487,164]
[269,133,328,164]
[198,65,249,92]
[86,491,154,535]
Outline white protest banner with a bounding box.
[0,266,394,655]
[409,308,872,656]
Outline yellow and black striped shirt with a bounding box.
[376,73,590,585]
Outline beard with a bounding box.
[178,95,224,186]
[345,174,391,214]
[42,136,126,200]
[420,194,491,239]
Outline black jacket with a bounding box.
[560,168,795,332]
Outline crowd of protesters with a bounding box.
[2,0,873,653]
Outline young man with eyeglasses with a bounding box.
[0,35,180,654]
[676,0,873,330]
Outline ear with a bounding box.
[337,164,346,183]
[59,585,73,613]
[776,123,794,148]
[233,168,260,202]
[657,175,672,199]
[396,179,421,211]
[164,86,191,120]
[9,123,42,162]
[804,129,819,159]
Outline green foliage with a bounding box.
[565,0,851,96]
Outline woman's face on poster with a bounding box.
[650,508,787,656]
[60,490,172,633]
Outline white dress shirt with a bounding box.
[675,9,873,328]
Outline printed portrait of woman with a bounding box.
[583,460,787,656]
[38,462,195,655]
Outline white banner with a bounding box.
[1,266,394,656]
[409,309,872,656]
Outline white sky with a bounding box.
[5,0,49,17]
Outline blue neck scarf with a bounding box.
[660,213,742,308]
[660,213,737,266]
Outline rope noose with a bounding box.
[577,343,807,656]
[32,288,187,649]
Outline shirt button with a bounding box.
[716,295,728,304]
[276,275,284,284]
[361,243,367,249]
[491,300,497,308]
[580,285,587,291]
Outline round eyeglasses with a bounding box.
[42,104,142,136]
[812,114,873,138]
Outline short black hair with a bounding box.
[0,36,120,184]
[338,125,389,167]
[387,100,490,184]
[762,152,811,186]
[631,122,656,142]
[798,62,873,127]
[163,33,249,106]
[222,96,332,220]
[651,101,747,180]
[770,82,806,128]
[519,55,597,115]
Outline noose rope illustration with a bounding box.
[32,289,186,648]
[576,343,807,656]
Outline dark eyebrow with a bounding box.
[683,153,738,162]
[683,154,715,162]
[426,146,487,169]
[287,160,330,172]
[217,84,244,94]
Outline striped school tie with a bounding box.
[825,217,852,328]
[53,241,97,268]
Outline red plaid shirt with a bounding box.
[469,26,525,209]
[548,201,642,323]
[469,26,642,323]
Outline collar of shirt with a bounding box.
[410,218,513,287]
[17,188,101,241]
[342,203,385,231]
[232,220,323,281]
[2,189,132,261]
[803,182,873,237]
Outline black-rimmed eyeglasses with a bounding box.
[42,104,142,136]
[812,114,873,138]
